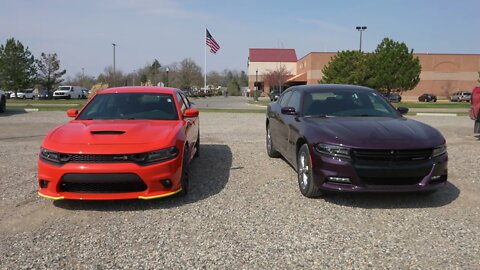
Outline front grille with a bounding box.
[363,177,422,186]
[66,154,135,163]
[352,149,433,162]
[59,173,147,193]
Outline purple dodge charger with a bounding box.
[266,84,448,198]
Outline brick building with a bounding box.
[248,48,480,98]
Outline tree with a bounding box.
[177,58,202,91]
[367,38,421,94]
[36,52,66,94]
[0,38,36,94]
[227,79,240,96]
[320,50,369,85]
[97,66,125,87]
[150,59,161,85]
[263,64,291,92]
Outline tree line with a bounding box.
[0,37,248,96]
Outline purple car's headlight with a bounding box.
[432,144,447,157]
[314,143,351,160]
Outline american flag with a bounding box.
[206,29,220,54]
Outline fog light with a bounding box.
[431,175,441,180]
[40,180,49,188]
[328,177,351,184]
[160,179,172,188]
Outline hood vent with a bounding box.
[90,130,126,135]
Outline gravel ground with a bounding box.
[0,111,479,269]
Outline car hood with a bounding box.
[43,120,183,154]
[303,117,445,149]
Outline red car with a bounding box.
[38,87,200,200]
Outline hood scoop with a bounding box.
[90,130,126,135]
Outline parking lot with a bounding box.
[0,111,479,269]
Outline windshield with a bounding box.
[77,92,179,120]
[303,90,399,117]
[58,86,71,91]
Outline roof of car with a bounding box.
[287,84,376,93]
[100,86,179,95]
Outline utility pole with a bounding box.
[355,26,367,52]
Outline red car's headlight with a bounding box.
[134,147,179,165]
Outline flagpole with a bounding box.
[204,28,207,92]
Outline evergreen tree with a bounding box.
[320,50,369,85]
[36,52,66,94]
[0,38,36,94]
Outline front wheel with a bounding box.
[266,125,281,158]
[297,144,322,198]
[474,120,480,134]
[0,97,5,113]
[179,148,190,196]
[194,131,200,158]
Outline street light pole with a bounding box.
[112,43,116,86]
[355,26,367,52]
[255,69,258,101]
[166,67,169,87]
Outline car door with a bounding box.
[270,90,293,155]
[283,90,302,163]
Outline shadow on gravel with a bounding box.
[53,144,232,211]
[0,109,30,116]
[323,182,460,209]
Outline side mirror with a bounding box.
[397,107,409,115]
[67,109,78,118]
[281,107,297,115]
[184,109,199,118]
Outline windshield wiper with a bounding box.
[304,114,335,118]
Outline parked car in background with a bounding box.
[469,87,480,133]
[38,90,51,100]
[266,84,448,198]
[269,90,281,101]
[383,92,402,103]
[53,85,84,99]
[418,93,437,102]
[0,90,6,112]
[38,86,200,200]
[81,89,89,99]
[450,91,471,102]
[11,89,35,99]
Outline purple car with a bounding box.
[266,84,448,198]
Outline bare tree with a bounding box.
[263,64,292,92]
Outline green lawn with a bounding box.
[395,101,470,109]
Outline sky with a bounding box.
[1,0,479,78]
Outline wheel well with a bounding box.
[266,119,269,129]
[296,137,307,153]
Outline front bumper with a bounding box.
[309,147,448,193]
[38,155,183,200]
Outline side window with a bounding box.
[287,91,301,112]
[176,92,187,113]
[179,92,191,108]
[279,91,293,107]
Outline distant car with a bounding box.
[450,91,471,102]
[38,90,51,100]
[81,89,89,99]
[53,85,84,99]
[11,89,35,99]
[383,93,402,103]
[269,90,281,101]
[0,90,6,112]
[418,93,437,102]
[38,86,200,200]
[266,84,448,197]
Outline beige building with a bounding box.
[249,49,480,98]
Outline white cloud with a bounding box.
[102,0,208,19]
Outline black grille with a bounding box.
[352,149,433,162]
[59,173,147,193]
[67,154,134,163]
[363,177,422,186]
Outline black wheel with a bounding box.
[297,144,322,198]
[0,97,5,113]
[22,96,26,99]
[179,148,190,196]
[474,120,480,134]
[194,131,200,158]
[266,124,281,158]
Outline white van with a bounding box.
[53,86,84,99]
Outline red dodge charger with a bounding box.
[38,87,200,200]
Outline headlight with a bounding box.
[315,143,351,160]
[137,146,179,165]
[40,147,70,164]
[432,144,447,157]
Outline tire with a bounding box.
[0,97,5,113]
[297,144,322,198]
[266,125,281,158]
[194,131,200,158]
[474,120,480,134]
[179,148,190,196]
